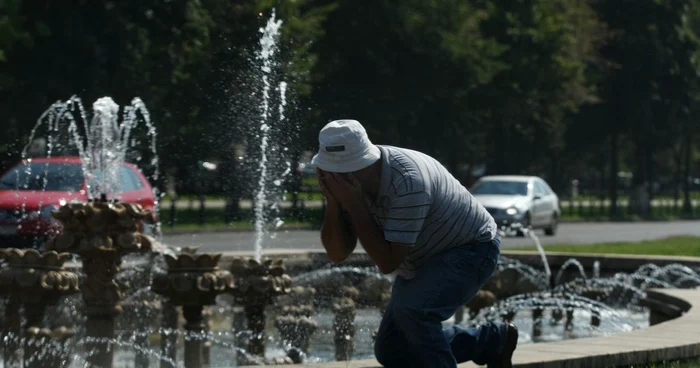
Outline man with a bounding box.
[311,119,518,368]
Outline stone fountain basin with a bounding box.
[106,300,647,366]
[43,249,700,367]
[228,249,700,368]
[240,288,697,368]
[220,307,646,364]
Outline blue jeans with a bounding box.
[374,237,508,368]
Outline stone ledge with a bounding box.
[215,249,700,275]
[241,288,700,368]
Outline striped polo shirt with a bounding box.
[369,145,497,279]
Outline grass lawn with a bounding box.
[560,210,699,222]
[519,236,700,257]
[302,176,320,187]
[574,192,700,202]
[635,359,700,368]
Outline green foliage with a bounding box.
[0,0,331,187]
[308,0,609,178]
[275,0,338,96]
[0,0,30,64]
[580,0,700,207]
[0,0,697,200]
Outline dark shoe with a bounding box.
[488,323,518,368]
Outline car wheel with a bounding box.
[516,213,531,237]
[545,213,558,236]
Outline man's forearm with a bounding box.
[345,202,405,274]
[320,201,357,263]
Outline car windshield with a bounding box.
[471,180,528,196]
[86,166,143,193]
[0,162,85,191]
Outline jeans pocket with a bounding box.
[441,243,498,283]
[450,247,481,270]
[476,252,498,286]
[465,243,499,286]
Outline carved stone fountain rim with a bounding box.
[167,268,221,273]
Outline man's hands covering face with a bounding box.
[316,168,364,210]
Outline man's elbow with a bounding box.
[377,262,399,275]
[323,242,353,264]
[321,235,353,264]
[378,243,410,274]
[328,252,350,264]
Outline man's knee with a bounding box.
[374,338,388,365]
[374,332,399,366]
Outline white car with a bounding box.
[470,175,561,236]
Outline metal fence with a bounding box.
[160,193,700,229]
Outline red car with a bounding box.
[0,156,159,248]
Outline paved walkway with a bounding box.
[168,198,700,209]
[161,220,700,252]
[241,288,700,368]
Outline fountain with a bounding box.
[0,248,79,368]
[0,197,698,367]
[152,247,234,368]
[23,95,159,202]
[331,286,359,361]
[0,9,302,367]
[2,8,700,368]
[250,9,292,262]
[274,287,317,360]
[45,201,154,368]
[229,257,293,365]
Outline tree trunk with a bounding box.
[683,120,693,214]
[599,152,606,215]
[646,145,655,202]
[673,145,682,206]
[609,130,619,217]
[668,101,682,207]
[495,118,507,174]
[630,135,651,216]
[550,152,560,194]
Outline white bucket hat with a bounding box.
[311,119,381,173]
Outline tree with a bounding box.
[309,0,606,186]
[0,0,32,163]
[476,0,606,179]
[593,0,700,215]
[0,0,331,197]
[309,0,508,177]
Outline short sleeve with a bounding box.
[383,191,431,246]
